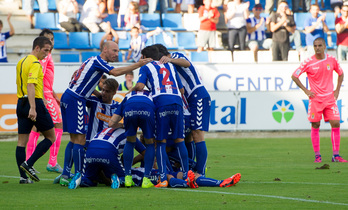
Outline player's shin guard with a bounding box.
[73,144,85,174]
[123,141,135,176]
[331,127,340,155]
[175,141,189,180]
[62,141,74,177]
[195,141,208,176]
[311,127,320,155]
[186,141,196,160]
[27,138,53,167]
[196,176,221,187]
[144,143,155,177]
[26,131,40,160]
[156,142,167,181]
[16,146,28,179]
[48,128,62,166]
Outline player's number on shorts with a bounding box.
[160,68,173,86]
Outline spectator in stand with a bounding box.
[125,1,141,29]
[246,4,272,62]
[148,0,167,14]
[58,0,82,32]
[80,0,108,33]
[292,0,310,12]
[23,0,48,28]
[286,7,304,58]
[331,0,343,18]
[0,13,15,63]
[270,1,296,61]
[197,0,220,52]
[265,0,279,15]
[225,0,249,53]
[99,0,115,14]
[118,72,136,91]
[99,22,119,49]
[174,0,197,13]
[335,4,348,61]
[213,0,229,12]
[304,4,329,58]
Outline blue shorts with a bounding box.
[156,104,184,140]
[123,104,155,139]
[189,97,211,131]
[60,89,88,134]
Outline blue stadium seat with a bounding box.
[294,13,311,30]
[118,51,123,62]
[60,51,80,62]
[69,32,92,49]
[81,51,99,62]
[103,14,118,29]
[53,32,70,49]
[325,32,337,49]
[154,32,177,50]
[146,36,154,46]
[326,13,336,30]
[91,32,105,49]
[140,13,161,30]
[177,32,197,50]
[118,33,131,50]
[34,13,59,30]
[190,51,209,62]
[162,13,185,30]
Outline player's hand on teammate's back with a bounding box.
[137,58,153,66]
[158,56,172,64]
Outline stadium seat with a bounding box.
[53,32,70,49]
[69,32,93,49]
[140,13,161,30]
[189,51,209,62]
[154,32,177,50]
[233,51,256,63]
[209,51,232,63]
[325,32,337,49]
[257,51,272,63]
[60,51,80,62]
[118,33,131,50]
[102,14,118,29]
[91,32,105,49]
[294,13,311,30]
[325,13,336,30]
[146,36,154,46]
[177,32,197,50]
[162,13,185,30]
[81,51,99,62]
[118,51,123,62]
[34,13,59,30]
[183,13,200,31]
[287,50,299,62]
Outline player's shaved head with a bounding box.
[101,41,117,51]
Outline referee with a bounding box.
[15,36,56,183]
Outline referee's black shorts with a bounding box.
[16,98,54,134]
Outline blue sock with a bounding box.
[123,141,135,176]
[186,141,196,160]
[195,141,208,175]
[73,144,85,174]
[62,141,74,177]
[196,176,222,187]
[169,178,188,188]
[27,138,52,166]
[175,141,189,179]
[156,142,167,181]
[144,143,155,177]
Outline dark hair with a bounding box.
[126,71,134,76]
[279,0,288,5]
[254,3,263,9]
[103,78,119,92]
[131,26,140,31]
[313,37,326,45]
[153,44,170,56]
[0,20,2,26]
[39,28,54,37]
[101,74,107,79]
[32,36,52,50]
[141,45,160,60]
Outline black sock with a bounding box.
[27,138,52,167]
[16,146,28,179]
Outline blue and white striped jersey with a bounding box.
[137,61,183,108]
[114,90,155,116]
[0,32,10,61]
[246,17,267,41]
[171,52,210,101]
[86,96,119,141]
[68,55,114,98]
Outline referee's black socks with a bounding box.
[27,138,53,167]
[16,146,28,179]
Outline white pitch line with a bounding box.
[242,181,348,186]
[160,188,348,206]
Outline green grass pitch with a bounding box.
[0,136,348,209]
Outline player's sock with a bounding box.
[73,144,85,174]
[27,138,52,167]
[16,146,28,179]
[186,141,196,160]
[195,141,208,175]
[144,143,155,177]
[196,176,222,187]
[62,141,74,177]
[311,127,320,155]
[156,142,167,181]
[48,128,62,166]
[123,141,135,176]
[26,131,40,160]
[169,178,188,188]
[175,141,189,180]
[331,127,340,155]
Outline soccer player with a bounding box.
[291,37,347,163]
[59,41,152,187]
[15,36,56,183]
[155,44,211,177]
[26,29,64,174]
[133,45,188,188]
[109,90,156,188]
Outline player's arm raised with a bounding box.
[109,58,152,77]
